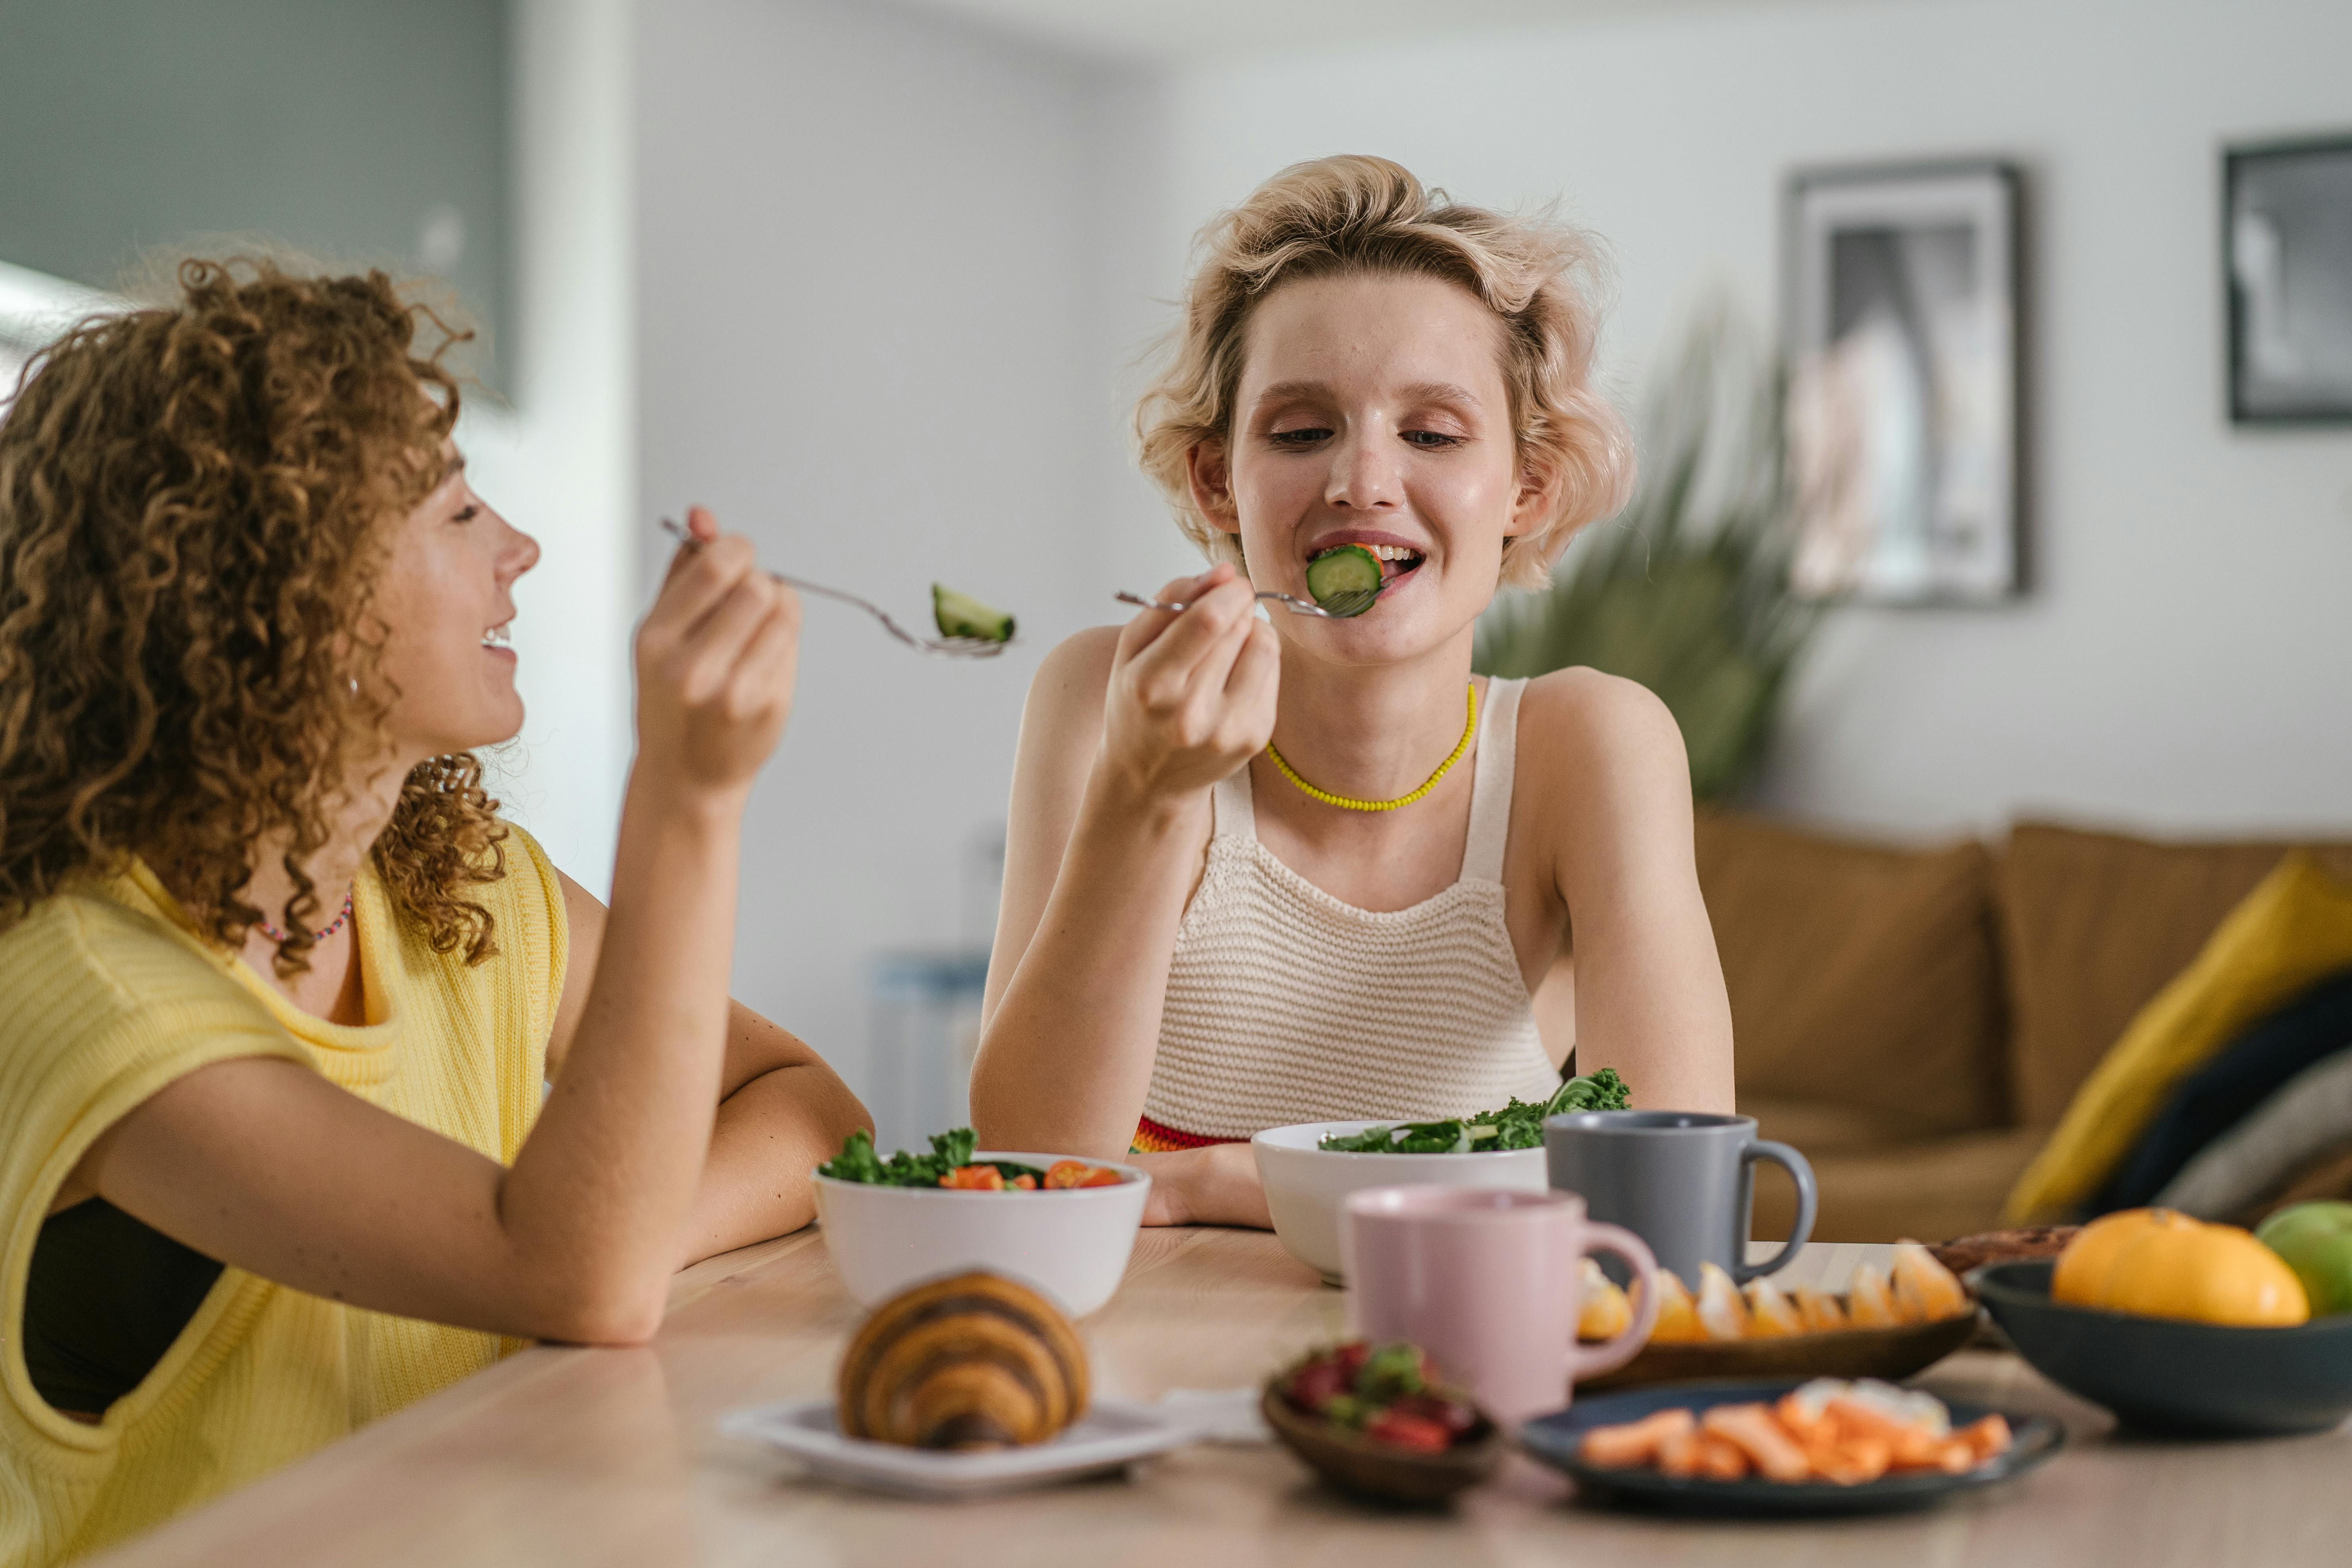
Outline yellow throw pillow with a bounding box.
[2005,853,2352,1223]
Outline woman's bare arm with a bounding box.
[1532,948,1576,1072]
[72,520,802,1345]
[1525,670,1735,1115]
[546,872,870,1265]
[970,565,1276,1160]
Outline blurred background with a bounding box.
[4,0,2349,1165]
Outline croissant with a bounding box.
[836,1271,1090,1449]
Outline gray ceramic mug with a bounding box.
[1542,1110,1817,1285]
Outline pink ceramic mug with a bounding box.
[1340,1184,1660,1427]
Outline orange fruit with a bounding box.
[2052,1208,2178,1306]
[1847,1264,1900,1327]
[2054,1208,2309,1326]
[1695,1262,1750,1341]
[1646,1270,1704,1344]
[1578,1259,1632,1341]
[1743,1276,1803,1337]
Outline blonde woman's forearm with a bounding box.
[969,772,1207,1157]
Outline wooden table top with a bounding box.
[89,1227,2352,1567]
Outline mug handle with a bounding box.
[1566,1222,1660,1381]
[1733,1139,1817,1282]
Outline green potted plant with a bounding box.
[1476,306,1827,800]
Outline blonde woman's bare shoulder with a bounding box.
[1011,625,1123,777]
[1513,667,1692,804]
[1035,624,1121,692]
[1026,624,1119,721]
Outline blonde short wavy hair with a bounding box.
[1135,155,1636,591]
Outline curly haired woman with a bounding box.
[971,157,1735,1226]
[0,261,866,1564]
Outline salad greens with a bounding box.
[820,1127,979,1186]
[1315,1069,1631,1154]
[816,1127,1038,1186]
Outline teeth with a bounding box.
[1366,544,1424,562]
[482,624,511,646]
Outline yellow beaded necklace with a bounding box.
[1263,682,1477,813]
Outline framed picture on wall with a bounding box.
[2226,134,2352,425]
[1784,161,2023,604]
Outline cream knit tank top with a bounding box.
[1136,676,1562,1147]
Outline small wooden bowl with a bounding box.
[1260,1388,1505,1505]
[1580,1311,1980,1394]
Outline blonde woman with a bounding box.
[971,157,1735,1227]
[0,261,866,1564]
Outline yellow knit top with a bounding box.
[0,827,567,1567]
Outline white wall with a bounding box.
[460,0,637,897]
[634,0,1110,1104]
[1107,0,2352,839]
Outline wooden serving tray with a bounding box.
[1580,1311,1981,1393]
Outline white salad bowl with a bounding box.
[1251,1122,1549,1285]
[813,1151,1151,1318]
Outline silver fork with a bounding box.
[1115,586,1378,621]
[660,519,1010,658]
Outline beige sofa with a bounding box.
[1698,812,2352,1243]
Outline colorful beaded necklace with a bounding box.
[253,887,356,947]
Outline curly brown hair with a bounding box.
[0,257,508,972]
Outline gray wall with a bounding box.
[0,0,510,386]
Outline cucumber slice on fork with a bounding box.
[932,585,1016,644]
[1304,544,1383,612]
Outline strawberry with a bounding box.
[1284,1358,1348,1414]
[1365,1410,1452,1453]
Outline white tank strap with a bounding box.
[1461,677,1525,884]
[1211,765,1257,841]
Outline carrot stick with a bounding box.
[1800,1431,1891,1485]
[1826,1396,1947,1467]
[1701,1404,1811,1483]
[1694,1434,1750,1481]
[1655,1427,1706,1478]
[1957,1413,2013,1462]
[1579,1408,1697,1469]
[1774,1391,1834,1446]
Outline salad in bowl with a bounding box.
[814,1128,1149,1316]
[1253,1071,1630,1284]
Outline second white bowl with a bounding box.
[814,1151,1151,1318]
[1250,1121,1550,1284]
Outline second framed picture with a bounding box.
[1785,161,2023,604]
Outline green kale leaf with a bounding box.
[818,1126,983,1186]
[1315,1069,1632,1154]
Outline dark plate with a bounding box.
[1972,1259,2352,1437]
[1518,1380,2063,1517]
[1582,1312,1978,1393]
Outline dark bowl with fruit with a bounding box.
[1261,1342,1504,1504]
[1972,1259,2352,1437]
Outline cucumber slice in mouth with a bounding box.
[1304,544,1384,613]
[931,585,1016,643]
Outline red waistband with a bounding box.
[1130,1115,1247,1153]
